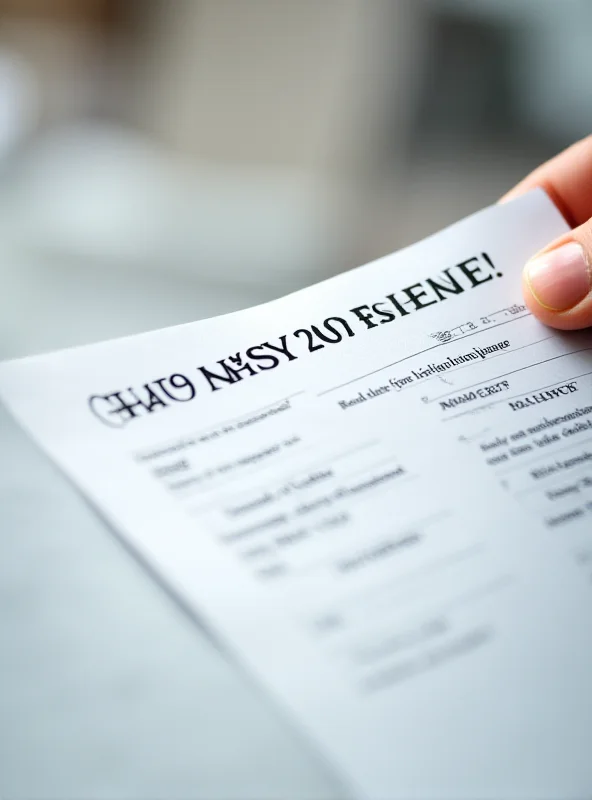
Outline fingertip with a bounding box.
[522,262,592,331]
[522,265,549,322]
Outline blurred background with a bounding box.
[1,0,591,359]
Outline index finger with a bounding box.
[502,135,592,227]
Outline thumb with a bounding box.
[523,224,592,330]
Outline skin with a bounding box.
[502,134,592,330]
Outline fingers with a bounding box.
[522,225,592,330]
[502,134,592,226]
[502,135,592,330]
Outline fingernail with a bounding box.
[526,241,591,311]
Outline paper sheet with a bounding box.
[2,190,592,798]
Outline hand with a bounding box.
[503,135,592,330]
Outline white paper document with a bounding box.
[2,190,592,798]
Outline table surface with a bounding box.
[0,406,343,799]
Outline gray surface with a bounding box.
[0,407,341,799]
